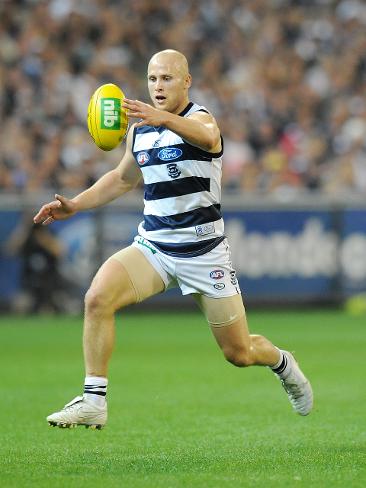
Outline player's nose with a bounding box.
[155,79,164,90]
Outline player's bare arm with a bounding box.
[71,127,141,211]
[123,98,221,153]
[33,126,141,226]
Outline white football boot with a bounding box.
[276,351,313,416]
[47,396,107,429]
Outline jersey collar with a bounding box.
[178,102,193,117]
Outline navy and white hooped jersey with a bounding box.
[132,102,224,257]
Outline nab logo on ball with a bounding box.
[137,151,150,165]
[101,98,121,130]
[87,83,128,151]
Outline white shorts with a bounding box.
[132,235,241,298]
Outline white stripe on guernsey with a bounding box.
[141,159,212,184]
[134,132,183,151]
[210,158,222,203]
[138,218,225,243]
[144,192,219,217]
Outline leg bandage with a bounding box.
[195,293,245,327]
[111,246,164,303]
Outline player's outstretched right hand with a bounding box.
[33,194,77,226]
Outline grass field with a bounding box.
[0,309,365,488]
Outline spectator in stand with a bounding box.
[1,0,366,196]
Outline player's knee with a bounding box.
[84,288,116,316]
[223,345,253,368]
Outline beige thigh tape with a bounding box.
[110,246,165,303]
[195,293,245,327]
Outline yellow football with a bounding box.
[87,83,128,151]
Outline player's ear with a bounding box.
[185,74,192,89]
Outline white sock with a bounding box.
[83,376,108,407]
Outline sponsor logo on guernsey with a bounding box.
[196,222,215,237]
[101,98,120,129]
[167,163,181,179]
[214,283,225,290]
[158,147,182,161]
[210,269,225,280]
[137,151,150,165]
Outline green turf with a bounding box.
[0,310,365,487]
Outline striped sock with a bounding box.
[83,376,108,407]
[271,350,288,376]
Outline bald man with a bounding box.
[34,50,313,429]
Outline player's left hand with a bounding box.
[123,99,166,127]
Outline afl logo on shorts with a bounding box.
[158,147,182,161]
[210,269,225,280]
[137,151,150,165]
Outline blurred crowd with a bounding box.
[1,0,366,197]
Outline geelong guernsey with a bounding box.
[132,102,224,257]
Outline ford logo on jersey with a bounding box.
[210,270,225,280]
[158,147,182,161]
[137,151,150,165]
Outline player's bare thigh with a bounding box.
[86,246,165,311]
[194,293,252,363]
